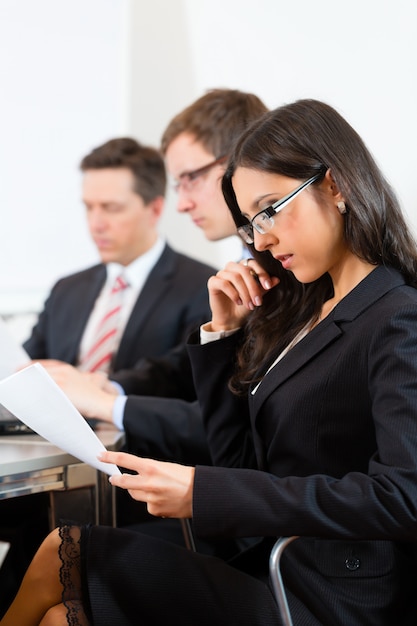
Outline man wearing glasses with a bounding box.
[40,89,269,535]
[23,137,216,374]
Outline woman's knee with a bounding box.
[38,602,69,626]
[35,527,61,554]
[30,527,62,566]
[39,601,89,626]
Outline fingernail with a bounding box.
[254,296,262,306]
[264,280,272,289]
[248,301,255,310]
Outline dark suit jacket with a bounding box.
[188,265,417,625]
[23,244,216,373]
[112,341,195,398]
[123,397,210,465]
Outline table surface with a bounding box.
[0,426,124,476]
[0,424,125,525]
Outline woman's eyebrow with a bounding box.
[246,193,280,213]
[239,191,283,218]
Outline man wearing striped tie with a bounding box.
[78,273,130,374]
[23,138,217,375]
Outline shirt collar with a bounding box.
[106,237,165,288]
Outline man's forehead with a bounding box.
[165,133,214,175]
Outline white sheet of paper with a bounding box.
[0,363,121,476]
[0,317,31,380]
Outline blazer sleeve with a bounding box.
[111,343,196,400]
[22,299,50,358]
[189,304,417,543]
[123,397,211,466]
[187,330,257,469]
[23,266,103,363]
[23,279,67,359]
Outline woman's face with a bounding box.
[232,167,348,284]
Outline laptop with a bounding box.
[0,403,34,435]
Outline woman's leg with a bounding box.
[38,603,75,626]
[0,527,86,626]
[38,602,89,626]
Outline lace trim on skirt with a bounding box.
[58,524,92,626]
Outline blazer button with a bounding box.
[345,557,361,571]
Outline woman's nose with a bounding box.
[253,228,276,252]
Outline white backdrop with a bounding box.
[1,0,416,325]
[0,0,129,314]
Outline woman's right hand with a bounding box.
[100,451,195,519]
[207,258,280,331]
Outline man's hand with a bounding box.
[35,360,117,422]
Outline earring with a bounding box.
[337,201,346,214]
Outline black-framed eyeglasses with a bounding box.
[237,174,321,245]
[172,155,227,192]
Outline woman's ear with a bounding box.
[325,169,346,212]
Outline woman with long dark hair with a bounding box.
[2,99,417,625]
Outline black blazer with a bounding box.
[188,265,417,625]
[112,341,196,398]
[23,244,216,373]
[122,397,210,465]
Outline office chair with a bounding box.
[180,519,196,552]
[269,536,299,626]
[181,519,299,625]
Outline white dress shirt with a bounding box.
[78,237,165,364]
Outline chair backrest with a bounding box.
[269,536,299,626]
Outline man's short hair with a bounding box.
[80,137,166,203]
[161,88,268,158]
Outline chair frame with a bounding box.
[269,536,299,626]
[181,520,299,625]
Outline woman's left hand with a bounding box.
[99,450,195,519]
[207,258,280,331]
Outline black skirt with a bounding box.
[59,523,281,626]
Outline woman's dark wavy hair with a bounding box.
[222,99,417,395]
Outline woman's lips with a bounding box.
[276,254,293,270]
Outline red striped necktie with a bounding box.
[79,274,129,373]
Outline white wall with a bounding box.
[131,0,417,268]
[0,0,130,315]
[1,0,416,330]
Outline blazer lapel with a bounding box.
[67,265,106,363]
[114,244,175,367]
[250,265,406,416]
[250,320,342,416]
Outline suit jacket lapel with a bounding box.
[250,265,406,416]
[69,265,105,363]
[114,244,175,367]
